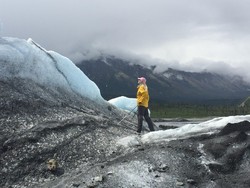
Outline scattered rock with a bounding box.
[94,175,104,182]
[159,125,178,130]
[176,181,184,186]
[155,174,160,178]
[107,171,113,175]
[72,183,80,187]
[219,121,250,135]
[47,159,58,171]
[187,179,196,185]
[138,147,145,151]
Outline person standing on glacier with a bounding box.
[136,77,155,134]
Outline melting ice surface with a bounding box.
[118,115,250,147]
[107,94,250,147]
[108,96,152,115]
[108,96,137,112]
[0,37,104,103]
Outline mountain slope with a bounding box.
[76,56,250,104]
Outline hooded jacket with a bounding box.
[137,84,149,108]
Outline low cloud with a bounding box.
[1,0,250,82]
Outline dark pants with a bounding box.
[137,106,155,133]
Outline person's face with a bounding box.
[138,79,141,84]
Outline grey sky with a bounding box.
[1,0,250,81]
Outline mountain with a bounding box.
[76,56,250,105]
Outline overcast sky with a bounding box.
[1,0,250,81]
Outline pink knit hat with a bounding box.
[138,77,146,84]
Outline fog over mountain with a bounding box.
[76,56,250,105]
[1,0,250,82]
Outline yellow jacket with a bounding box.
[137,84,149,108]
